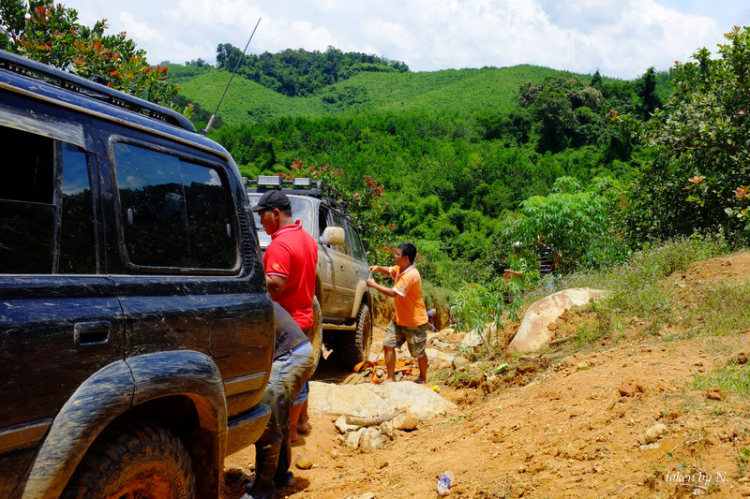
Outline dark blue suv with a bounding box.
[0,49,274,499]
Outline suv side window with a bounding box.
[113,142,237,271]
[345,221,366,262]
[0,123,95,274]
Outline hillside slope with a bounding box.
[173,64,587,128]
[224,252,750,498]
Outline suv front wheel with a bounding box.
[335,302,372,369]
[62,423,195,499]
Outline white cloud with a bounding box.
[67,0,740,79]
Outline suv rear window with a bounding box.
[113,142,237,271]
[0,123,95,274]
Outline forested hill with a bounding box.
[169,60,597,129]
[166,45,675,290]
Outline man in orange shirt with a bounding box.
[366,242,429,383]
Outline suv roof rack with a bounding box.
[0,49,196,133]
[245,175,348,211]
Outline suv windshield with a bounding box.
[249,194,315,247]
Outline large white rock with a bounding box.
[309,380,456,422]
[507,288,606,353]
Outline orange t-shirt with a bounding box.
[389,265,429,327]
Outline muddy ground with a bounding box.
[222,253,750,499]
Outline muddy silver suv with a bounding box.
[0,49,274,499]
[248,177,372,368]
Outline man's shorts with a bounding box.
[383,320,429,359]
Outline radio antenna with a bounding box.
[201,17,261,136]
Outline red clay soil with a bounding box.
[222,252,750,499]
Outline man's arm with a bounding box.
[266,274,287,295]
[368,265,391,276]
[366,278,397,298]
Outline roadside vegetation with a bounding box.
[5,4,750,368]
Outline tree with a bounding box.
[591,69,602,90]
[503,176,629,272]
[530,87,574,153]
[620,26,750,244]
[0,0,186,110]
[636,67,662,119]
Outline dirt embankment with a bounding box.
[223,252,750,499]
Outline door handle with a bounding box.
[74,321,111,346]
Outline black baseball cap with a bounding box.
[251,190,291,212]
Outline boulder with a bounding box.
[309,380,456,423]
[508,288,606,353]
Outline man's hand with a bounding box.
[366,278,397,297]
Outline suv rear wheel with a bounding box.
[335,302,372,369]
[62,423,195,499]
[309,295,324,370]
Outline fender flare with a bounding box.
[350,280,371,319]
[21,351,227,499]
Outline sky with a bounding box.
[68,0,750,80]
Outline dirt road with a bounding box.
[223,253,750,498]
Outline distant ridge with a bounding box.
[170,64,593,128]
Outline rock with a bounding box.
[460,330,485,349]
[309,380,456,425]
[706,386,725,400]
[346,428,363,449]
[618,379,648,397]
[346,493,375,499]
[453,355,470,370]
[738,353,749,365]
[359,427,384,452]
[425,348,454,370]
[295,455,313,470]
[508,288,607,353]
[335,415,360,434]
[393,410,420,431]
[639,423,667,445]
[640,443,660,451]
[379,420,394,439]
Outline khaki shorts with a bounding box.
[383,321,429,359]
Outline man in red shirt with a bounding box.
[254,190,317,330]
[250,189,318,494]
[367,242,429,384]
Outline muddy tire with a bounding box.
[334,302,372,369]
[62,423,195,499]
[308,295,324,372]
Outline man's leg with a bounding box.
[405,323,429,382]
[275,342,316,488]
[382,321,404,383]
[383,345,397,383]
[290,382,309,442]
[244,358,286,499]
[417,353,428,381]
[298,400,309,432]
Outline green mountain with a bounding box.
[170,64,590,129]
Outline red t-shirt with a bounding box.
[264,220,318,328]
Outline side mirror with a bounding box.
[320,226,345,246]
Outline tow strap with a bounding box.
[350,359,419,384]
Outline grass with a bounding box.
[523,236,733,352]
[693,364,750,398]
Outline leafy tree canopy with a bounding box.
[215,44,409,97]
[0,0,188,112]
[620,26,750,245]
